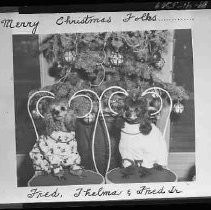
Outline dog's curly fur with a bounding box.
[113,96,162,179]
[43,98,76,136]
[114,96,152,135]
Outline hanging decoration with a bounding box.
[173,101,184,114]
[83,112,96,124]
[109,51,124,66]
[64,50,76,63]
[139,57,146,63]
[152,51,161,61]
[154,57,165,69]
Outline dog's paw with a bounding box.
[69,169,85,178]
[120,166,136,178]
[120,169,130,179]
[54,170,65,180]
[153,163,164,171]
[35,171,45,176]
[121,173,130,179]
[138,167,150,177]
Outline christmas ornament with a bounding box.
[83,112,96,124]
[48,62,64,80]
[64,50,76,63]
[152,51,161,61]
[57,62,62,68]
[154,58,165,69]
[140,57,146,63]
[110,51,124,66]
[32,109,40,118]
[151,89,160,98]
[173,101,184,114]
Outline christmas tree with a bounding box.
[30,30,189,118]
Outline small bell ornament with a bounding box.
[140,57,146,63]
[110,51,124,66]
[57,62,62,68]
[152,51,161,61]
[64,50,76,63]
[32,109,40,119]
[154,58,165,70]
[173,101,184,114]
[151,89,161,98]
[83,112,96,124]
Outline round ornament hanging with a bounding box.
[151,89,161,98]
[154,57,165,69]
[32,109,40,119]
[83,112,96,124]
[173,101,184,114]
[110,51,124,66]
[57,61,62,68]
[64,50,76,63]
[152,51,161,61]
[140,57,146,63]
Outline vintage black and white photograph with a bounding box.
[14,29,195,187]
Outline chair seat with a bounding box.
[28,170,105,186]
[106,167,177,184]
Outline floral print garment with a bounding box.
[29,131,82,175]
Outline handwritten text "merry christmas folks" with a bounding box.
[0,12,156,35]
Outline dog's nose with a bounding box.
[130,113,137,120]
[53,110,60,115]
[125,112,131,118]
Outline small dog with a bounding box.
[30,98,84,180]
[115,96,168,179]
[43,98,76,135]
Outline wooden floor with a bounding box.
[170,99,195,152]
[168,152,195,181]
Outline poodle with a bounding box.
[114,96,168,178]
[29,98,84,180]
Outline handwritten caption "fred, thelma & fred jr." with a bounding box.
[0,12,156,35]
[27,185,182,199]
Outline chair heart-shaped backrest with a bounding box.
[142,87,173,137]
[68,86,129,176]
[27,90,55,140]
[28,86,172,177]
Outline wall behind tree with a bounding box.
[13,35,41,155]
[170,29,195,153]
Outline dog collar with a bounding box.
[121,129,141,135]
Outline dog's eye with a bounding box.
[125,106,129,111]
[61,106,66,111]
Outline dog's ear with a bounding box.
[113,116,125,129]
[43,112,56,136]
[139,119,152,135]
[125,97,133,107]
[64,110,76,132]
